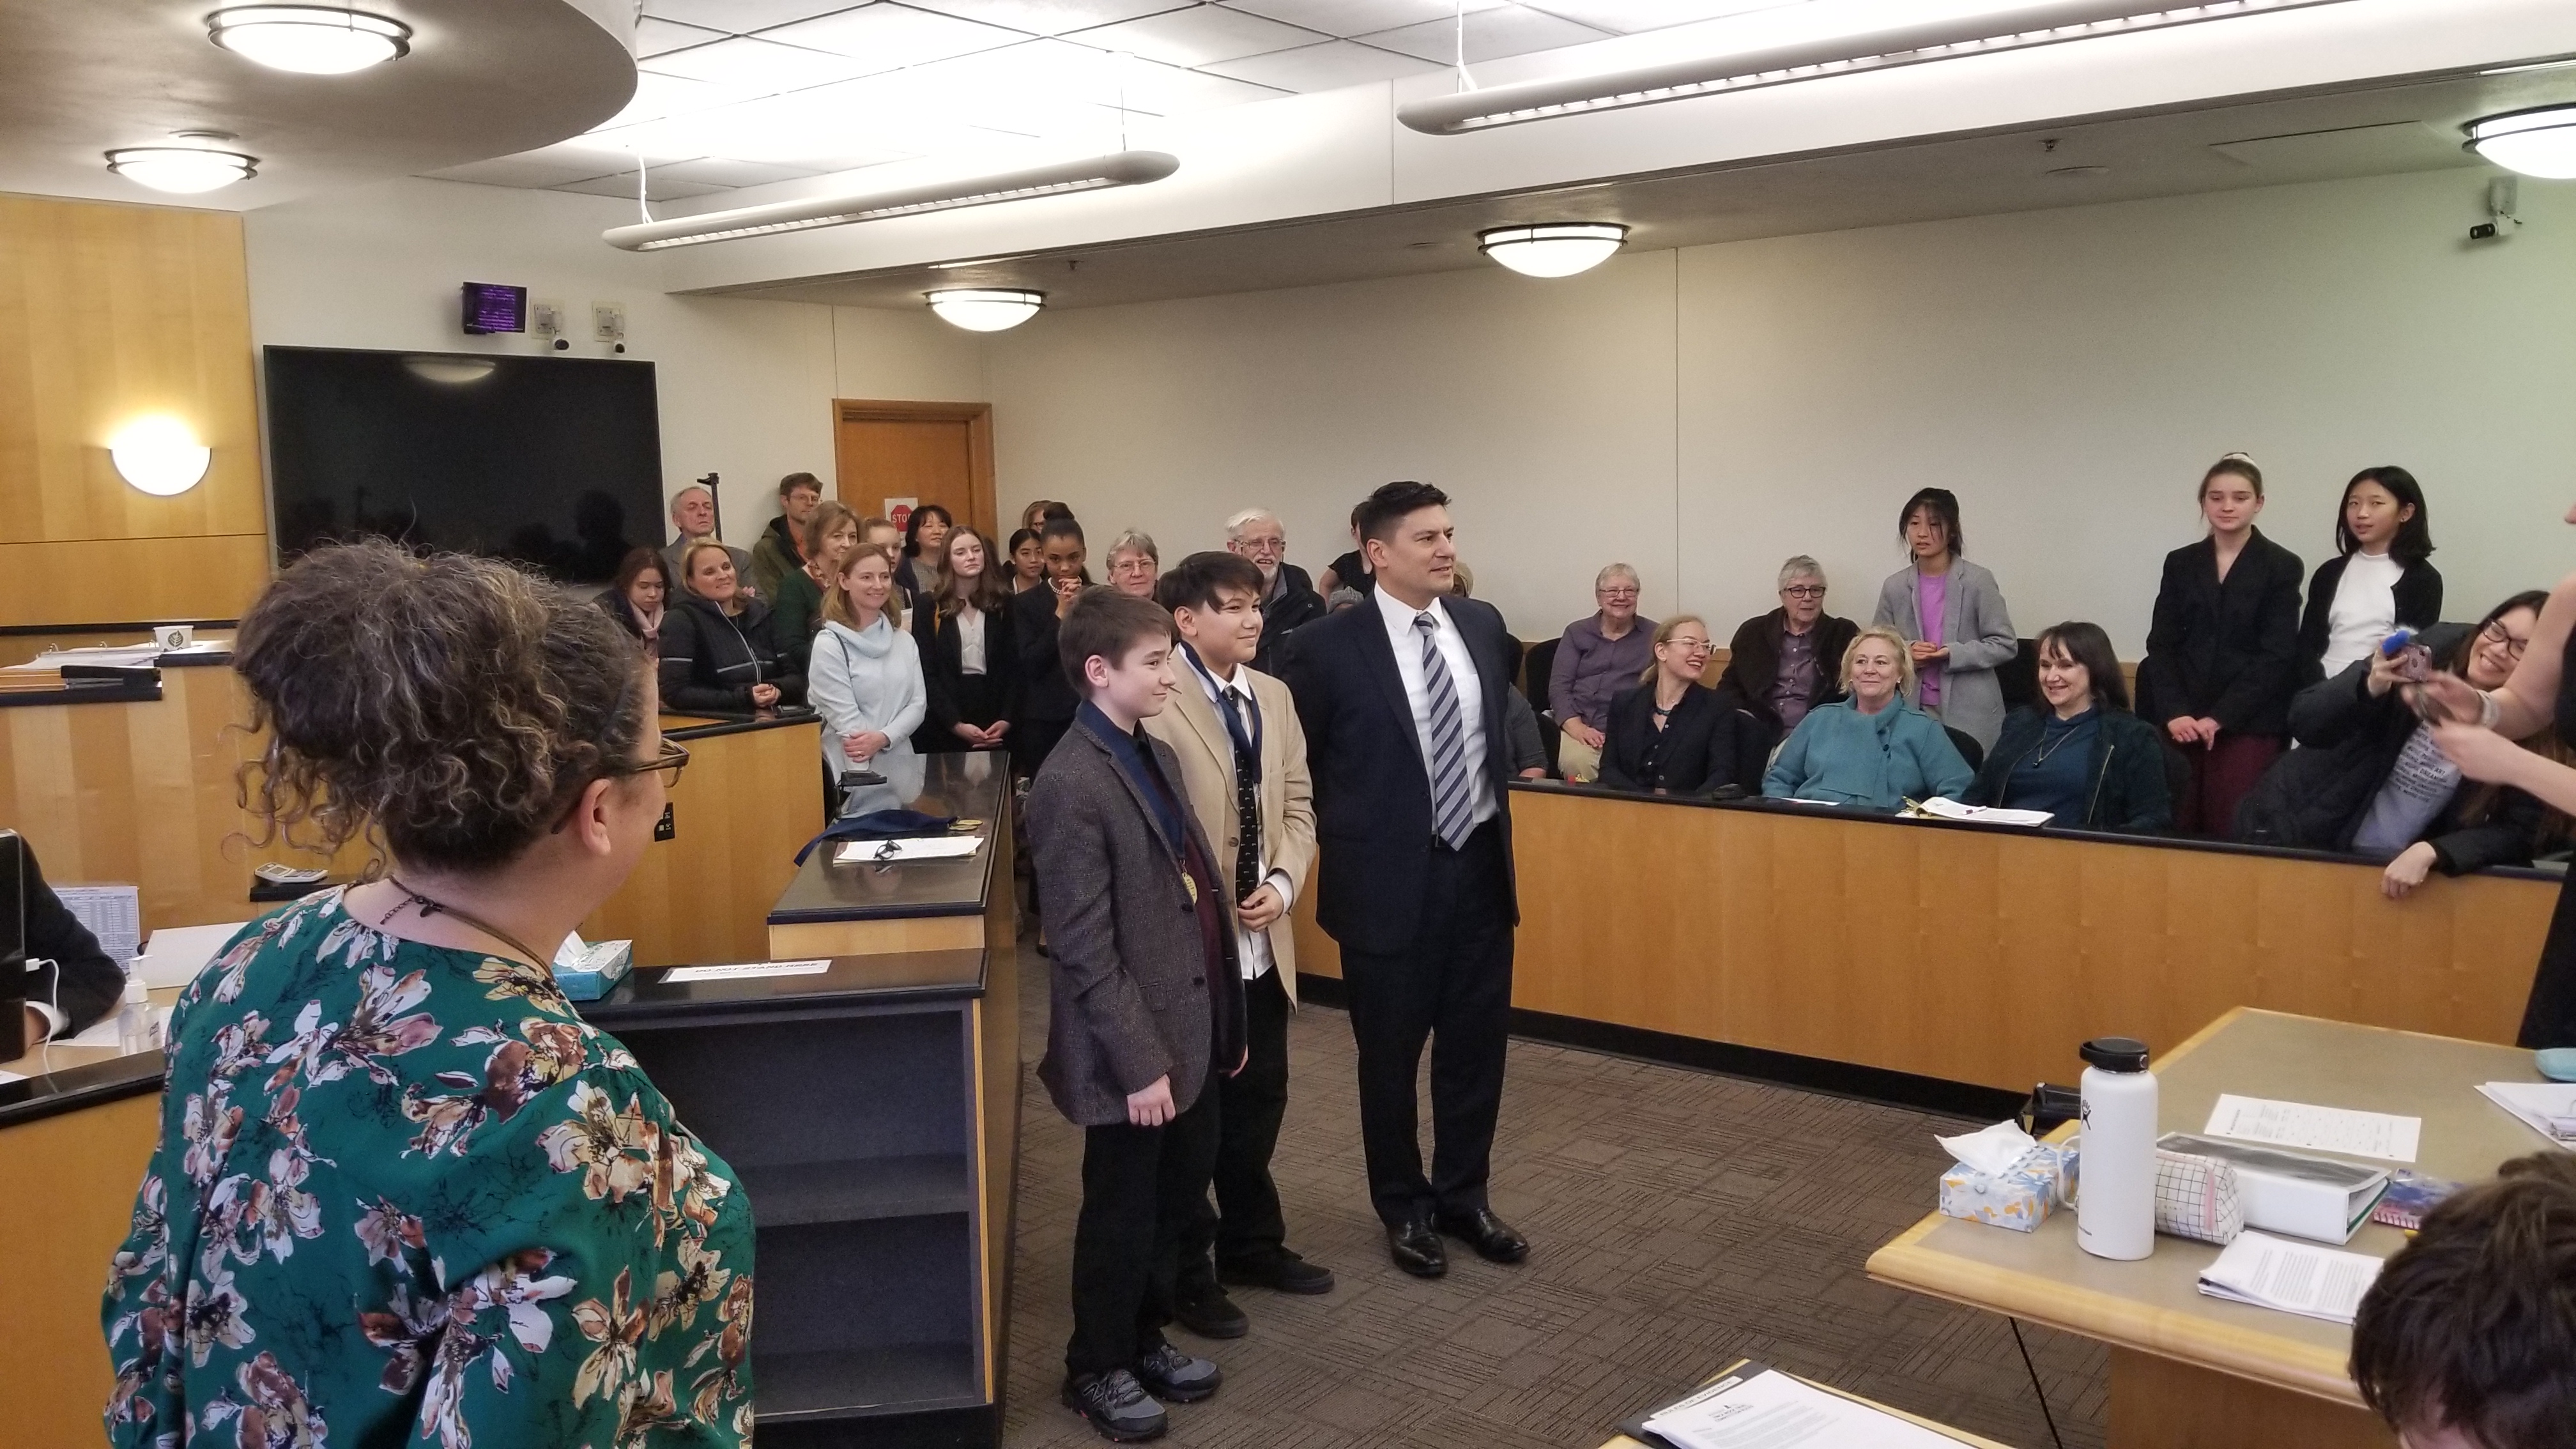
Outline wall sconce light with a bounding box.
[109,417,211,496]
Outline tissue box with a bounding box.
[1940,1146,2060,1232]
[556,940,633,1002]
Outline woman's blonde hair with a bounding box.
[1639,614,1710,685]
[1839,624,1917,695]
[802,499,859,558]
[824,543,905,630]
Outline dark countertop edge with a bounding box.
[663,710,823,741]
[0,618,236,638]
[0,680,163,710]
[583,952,991,1020]
[766,898,987,924]
[1505,779,2564,885]
[0,1051,164,1128]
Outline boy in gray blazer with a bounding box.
[1028,588,1248,1442]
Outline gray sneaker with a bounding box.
[1135,1340,1222,1403]
[1063,1369,1167,1441]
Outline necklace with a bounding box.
[377,875,555,968]
[2028,714,2091,766]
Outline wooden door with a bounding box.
[832,400,996,538]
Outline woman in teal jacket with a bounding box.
[1765,625,1974,811]
[1968,621,2175,832]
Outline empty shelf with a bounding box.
[755,1342,983,1420]
[739,1155,975,1227]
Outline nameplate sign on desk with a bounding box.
[660,960,832,983]
[2203,1094,2421,1163]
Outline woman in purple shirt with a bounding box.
[1871,488,2018,752]
[1549,562,1655,781]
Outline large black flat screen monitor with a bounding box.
[263,346,664,584]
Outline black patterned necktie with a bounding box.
[1224,686,1262,906]
[1414,612,1474,849]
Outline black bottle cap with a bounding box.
[2080,1036,2150,1073]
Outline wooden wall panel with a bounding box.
[1296,791,2553,1096]
[0,194,267,627]
[0,1091,163,1449]
[586,720,822,967]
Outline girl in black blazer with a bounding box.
[2135,456,2305,834]
[912,525,1019,752]
[1597,617,1743,796]
[2297,465,2441,686]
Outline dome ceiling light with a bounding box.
[2465,105,2576,181]
[1477,224,1628,278]
[106,133,259,193]
[926,289,1046,332]
[208,6,413,74]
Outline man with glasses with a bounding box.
[1225,508,1324,674]
[1546,564,1655,783]
[1712,556,1861,758]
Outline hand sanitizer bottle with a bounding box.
[2076,1036,2156,1261]
[117,976,161,1055]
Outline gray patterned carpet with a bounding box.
[1000,951,2108,1448]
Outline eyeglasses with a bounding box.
[1782,585,1827,599]
[1598,588,1640,601]
[610,739,691,788]
[2481,622,2531,662]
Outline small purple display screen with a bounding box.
[461,282,526,335]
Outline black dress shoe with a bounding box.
[1386,1217,1448,1278]
[1435,1207,1529,1264]
[1218,1250,1335,1296]
[1170,1281,1248,1339]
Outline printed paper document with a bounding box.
[2195,1230,2382,1325]
[1641,1364,1975,1449]
[661,960,832,983]
[2203,1094,2420,1162]
[2474,1082,2576,1148]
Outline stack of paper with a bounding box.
[1640,1364,1972,1448]
[2203,1094,2420,1162]
[834,836,983,865]
[2474,1082,2576,1148]
[2196,1231,2382,1325]
[1908,798,2053,827]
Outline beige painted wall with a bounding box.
[986,166,2576,656]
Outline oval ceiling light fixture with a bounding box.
[1478,224,1628,278]
[927,289,1046,332]
[106,133,259,193]
[2465,105,2576,180]
[109,416,212,496]
[208,5,412,73]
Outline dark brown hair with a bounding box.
[611,546,666,597]
[931,525,1012,618]
[1158,550,1262,615]
[2338,465,2435,561]
[1899,487,1965,558]
[2035,621,2129,713]
[903,502,953,560]
[1058,588,1174,691]
[2202,453,2263,500]
[778,470,821,500]
[2351,1153,2576,1449]
[1354,480,1449,546]
[802,500,859,559]
[233,540,648,873]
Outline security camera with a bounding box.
[613,342,627,355]
[2469,222,2499,241]
[553,336,571,350]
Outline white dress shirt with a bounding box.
[956,605,986,675]
[1190,653,1297,980]
[2322,549,2404,678]
[1372,586,1496,831]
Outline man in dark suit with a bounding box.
[1028,588,1248,1442]
[1284,480,1527,1279]
[1224,507,1324,675]
[5,833,125,1060]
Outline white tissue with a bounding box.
[1939,1121,2040,1177]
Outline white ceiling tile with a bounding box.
[1116,56,1286,111]
[901,0,1195,36]
[554,171,736,201]
[594,71,732,128]
[1065,4,1324,65]
[640,35,877,90]
[1517,0,1800,34]
[641,0,869,33]
[427,155,632,188]
[652,157,830,185]
[1356,5,1609,63]
[636,17,732,56]
[1197,36,1441,89]
[609,80,981,162]
[758,4,1028,67]
[1218,0,1500,39]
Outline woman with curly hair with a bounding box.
[102,541,754,1448]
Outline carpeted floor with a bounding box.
[1000,950,2108,1448]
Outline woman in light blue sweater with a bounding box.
[810,543,927,779]
[1764,625,1974,812]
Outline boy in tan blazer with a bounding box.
[1147,551,1329,1338]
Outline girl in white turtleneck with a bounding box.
[809,543,927,779]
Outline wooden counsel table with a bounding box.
[1867,1008,2553,1449]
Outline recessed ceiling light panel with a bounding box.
[927,288,1046,331]
[1478,223,1627,277]
[106,142,260,194]
[208,6,413,75]
[2465,105,2576,181]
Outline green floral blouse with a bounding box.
[102,888,755,1448]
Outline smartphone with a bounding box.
[2381,629,2433,684]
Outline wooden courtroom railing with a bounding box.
[1293,783,2554,1098]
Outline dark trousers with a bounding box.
[1067,1070,1222,1378]
[1180,967,1292,1285]
[2174,732,2282,836]
[1338,818,1514,1227]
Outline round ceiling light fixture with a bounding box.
[2465,104,2576,180]
[926,288,1046,332]
[208,5,412,73]
[109,416,212,496]
[106,134,259,193]
[1476,222,1629,278]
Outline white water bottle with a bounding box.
[2075,1036,2156,1261]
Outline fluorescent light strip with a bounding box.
[602,151,1179,251]
[1399,0,2361,135]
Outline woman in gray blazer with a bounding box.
[1872,487,2018,751]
